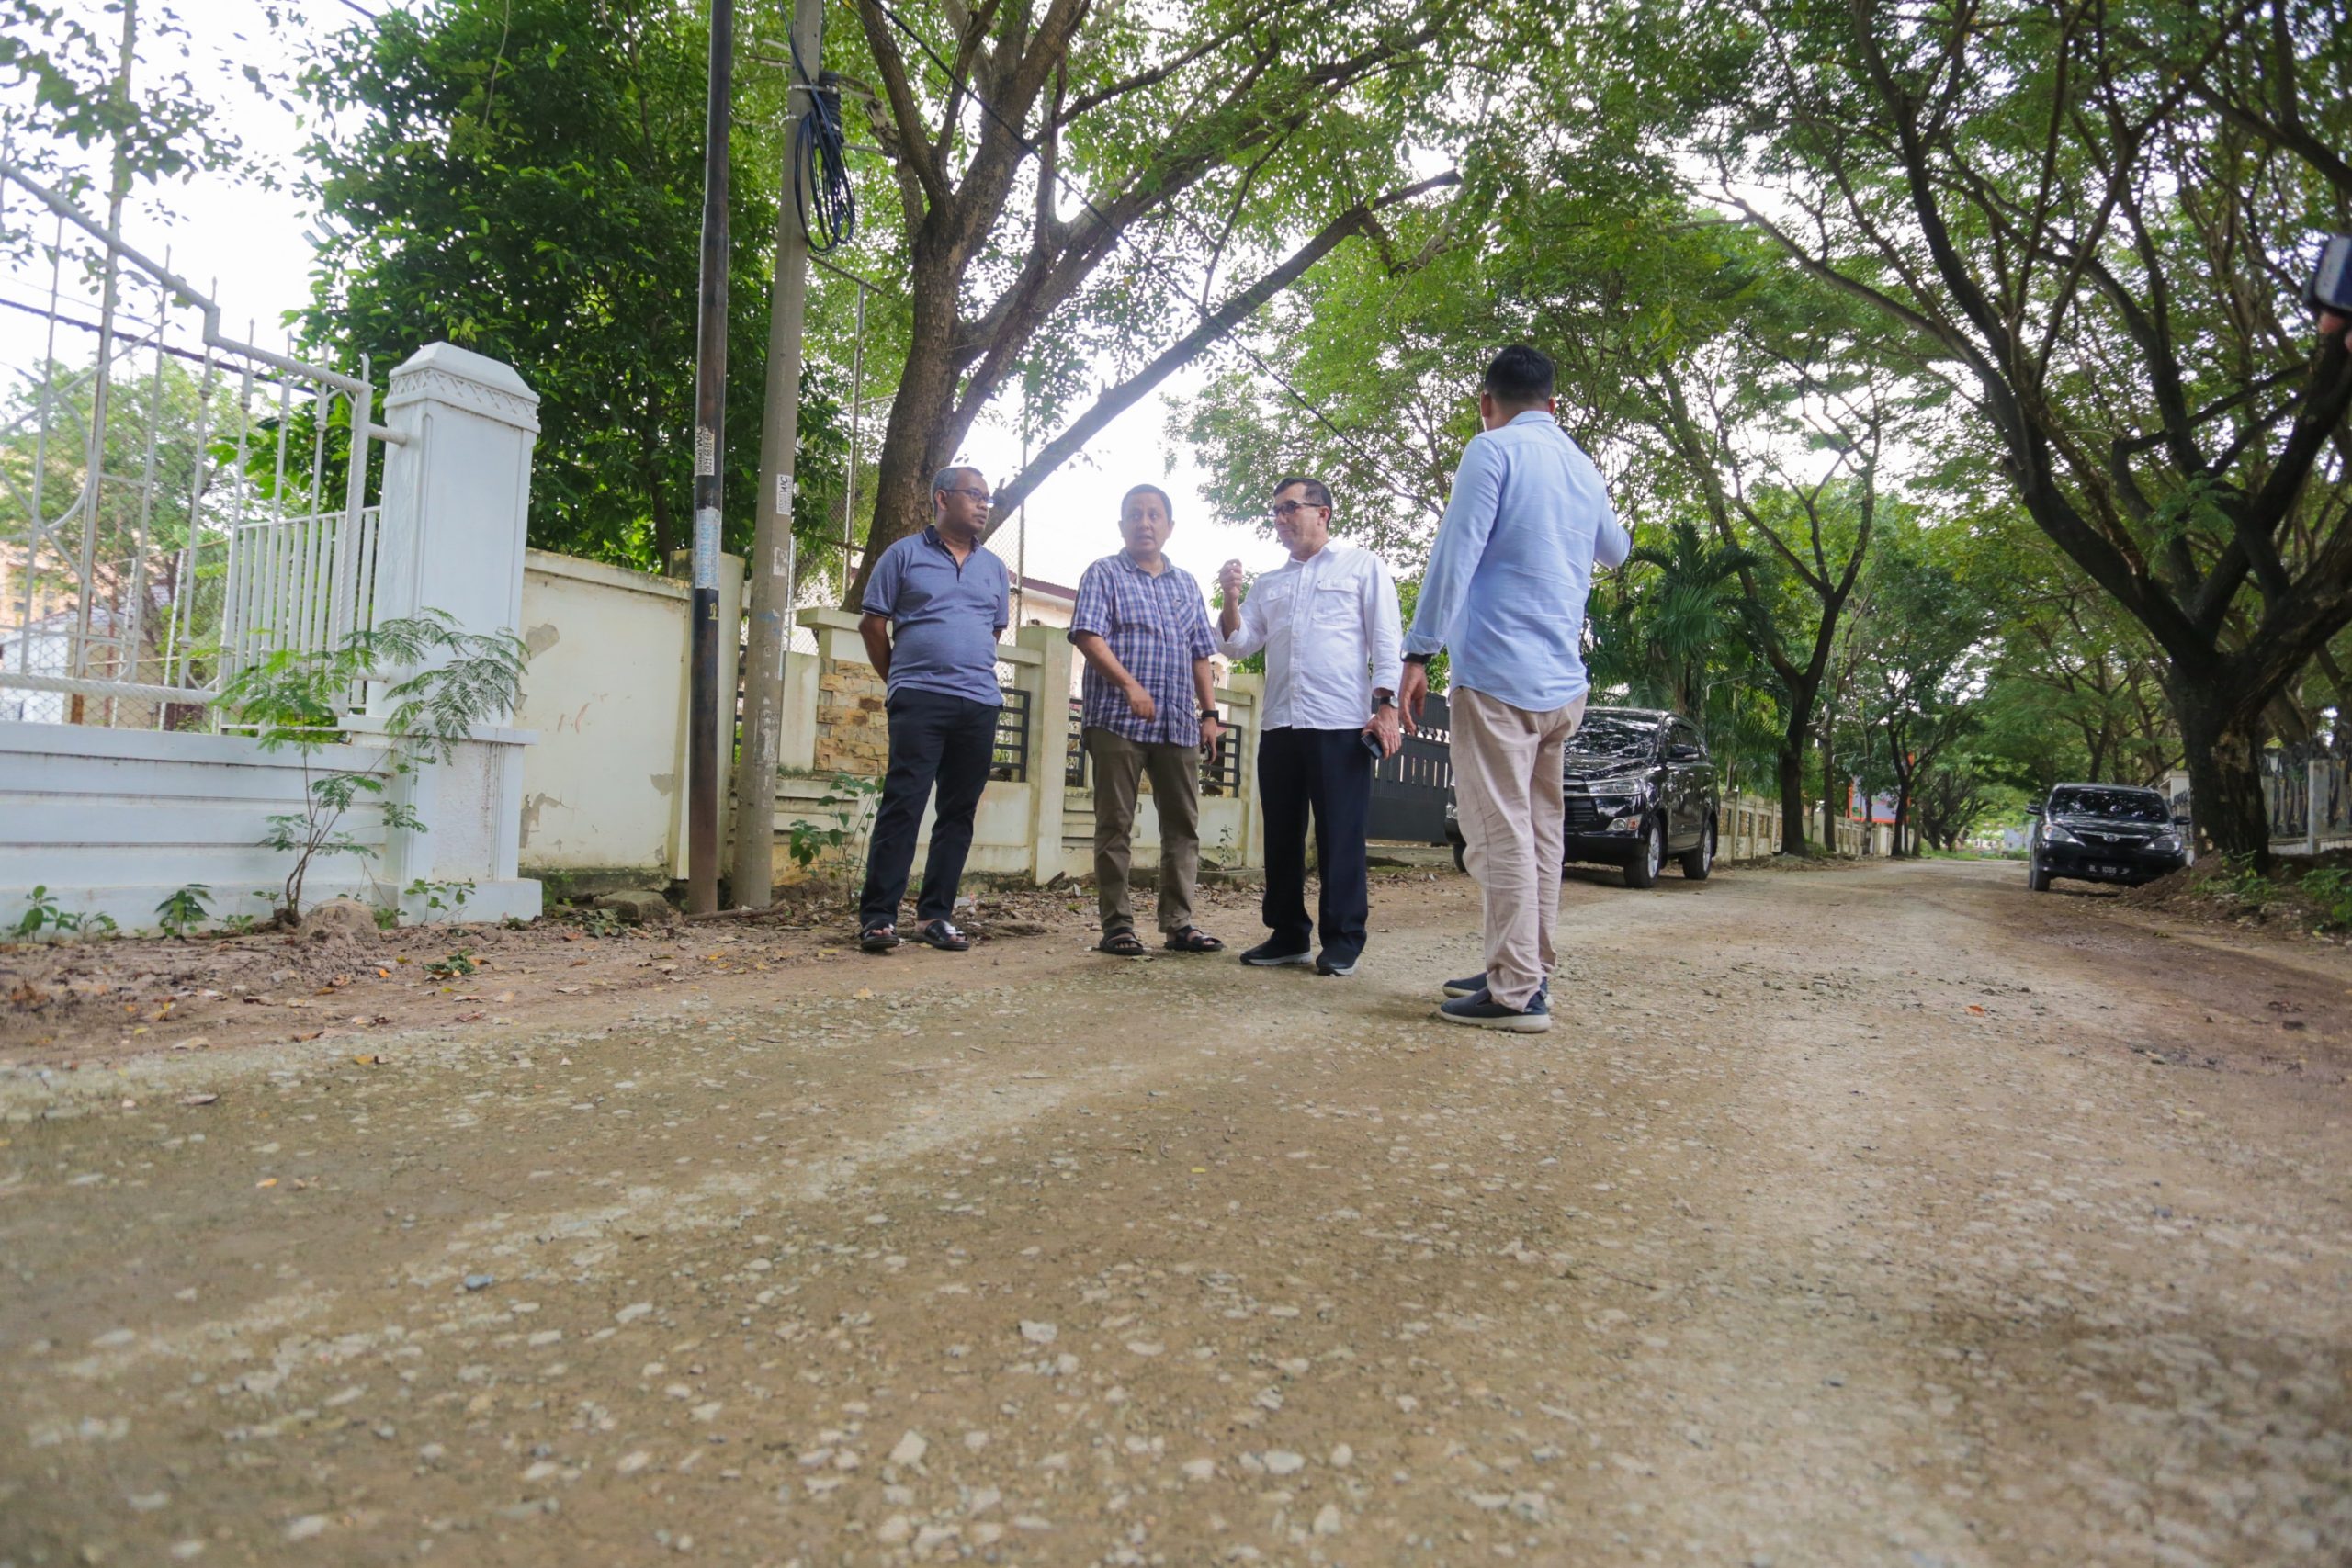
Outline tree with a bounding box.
[1853,525,1994,856]
[838,0,1480,604]
[1601,516,1757,718]
[1713,0,2352,865]
[296,0,848,569]
[0,0,250,193]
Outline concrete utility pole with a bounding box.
[685,0,734,916]
[731,0,826,908]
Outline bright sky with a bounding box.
[6,0,1297,597]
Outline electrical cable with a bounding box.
[789,33,855,254]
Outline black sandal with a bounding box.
[1096,929,1149,958]
[1164,926,1225,953]
[859,923,899,953]
[914,919,972,952]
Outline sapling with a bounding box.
[219,611,527,926]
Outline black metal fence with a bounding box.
[992,687,1031,782]
[1064,696,1247,796]
[1370,691,1453,843]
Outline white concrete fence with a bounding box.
[0,344,544,931]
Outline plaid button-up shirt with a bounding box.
[1069,552,1217,747]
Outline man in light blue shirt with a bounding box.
[1399,345,1630,1032]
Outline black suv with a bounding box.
[1446,707,1720,888]
[2025,783,2189,890]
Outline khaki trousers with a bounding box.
[1085,727,1202,936]
[1450,687,1586,1009]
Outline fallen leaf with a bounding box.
[256,1178,277,1189]
[354,1054,385,1066]
[1966,1004,1985,1015]
[454,1010,485,1022]
[293,1031,323,1042]
[171,1038,209,1052]
[854,987,875,1000]
[180,1093,219,1107]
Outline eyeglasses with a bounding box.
[943,486,993,504]
[1270,500,1327,519]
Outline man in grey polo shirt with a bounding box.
[854,467,1012,953]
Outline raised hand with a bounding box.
[1217,558,1246,604]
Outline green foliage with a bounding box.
[294,0,849,570]
[2299,869,2352,931]
[576,907,623,940]
[424,949,477,980]
[220,610,529,923]
[11,884,63,938]
[0,0,252,191]
[153,884,212,937]
[403,876,476,921]
[784,774,883,878]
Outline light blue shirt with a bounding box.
[1404,410,1630,712]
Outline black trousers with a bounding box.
[1258,726,1374,959]
[858,687,999,930]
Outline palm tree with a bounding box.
[1618,519,1758,717]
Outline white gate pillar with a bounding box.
[367,343,543,922]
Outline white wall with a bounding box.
[0,721,393,930]
[512,549,742,885]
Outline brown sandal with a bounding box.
[1096,929,1149,958]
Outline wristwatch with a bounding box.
[1199,708,1218,721]
[1373,694,1396,710]
[1402,652,1430,667]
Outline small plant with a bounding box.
[85,913,118,937]
[220,610,528,927]
[578,908,623,939]
[783,773,884,877]
[424,949,478,980]
[220,913,258,936]
[11,885,64,939]
[2299,867,2352,930]
[155,884,213,937]
[403,876,476,921]
[373,905,401,931]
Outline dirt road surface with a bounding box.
[4,859,2348,1566]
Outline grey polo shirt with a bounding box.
[861,526,1010,708]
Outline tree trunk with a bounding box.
[1821,734,1842,853]
[847,259,968,607]
[2172,676,2272,868]
[1777,739,1808,854]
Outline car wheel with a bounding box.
[1623,817,1663,889]
[1679,816,1715,880]
[2026,853,2049,892]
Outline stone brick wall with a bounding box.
[813,656,888,777]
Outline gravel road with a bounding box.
[3,858,2346,1566]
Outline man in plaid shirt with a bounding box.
[1069,484,1227,957]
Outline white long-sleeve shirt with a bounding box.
[1216,542,1403,733]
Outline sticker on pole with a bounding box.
[695,426,717,476]
[694,507,721,588]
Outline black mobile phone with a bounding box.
[2309,235,2352,313]
[1361,729,1385,761]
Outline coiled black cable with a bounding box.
[789,36,854,254]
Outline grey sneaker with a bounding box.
[1239,940,1313,967]
[1436,991,1552,1033]
[1316,950,1361,977]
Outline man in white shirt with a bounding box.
[1216,477,1404,976]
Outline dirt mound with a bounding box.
[2116,852,2352,942]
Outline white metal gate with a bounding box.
[0,159,393,729]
